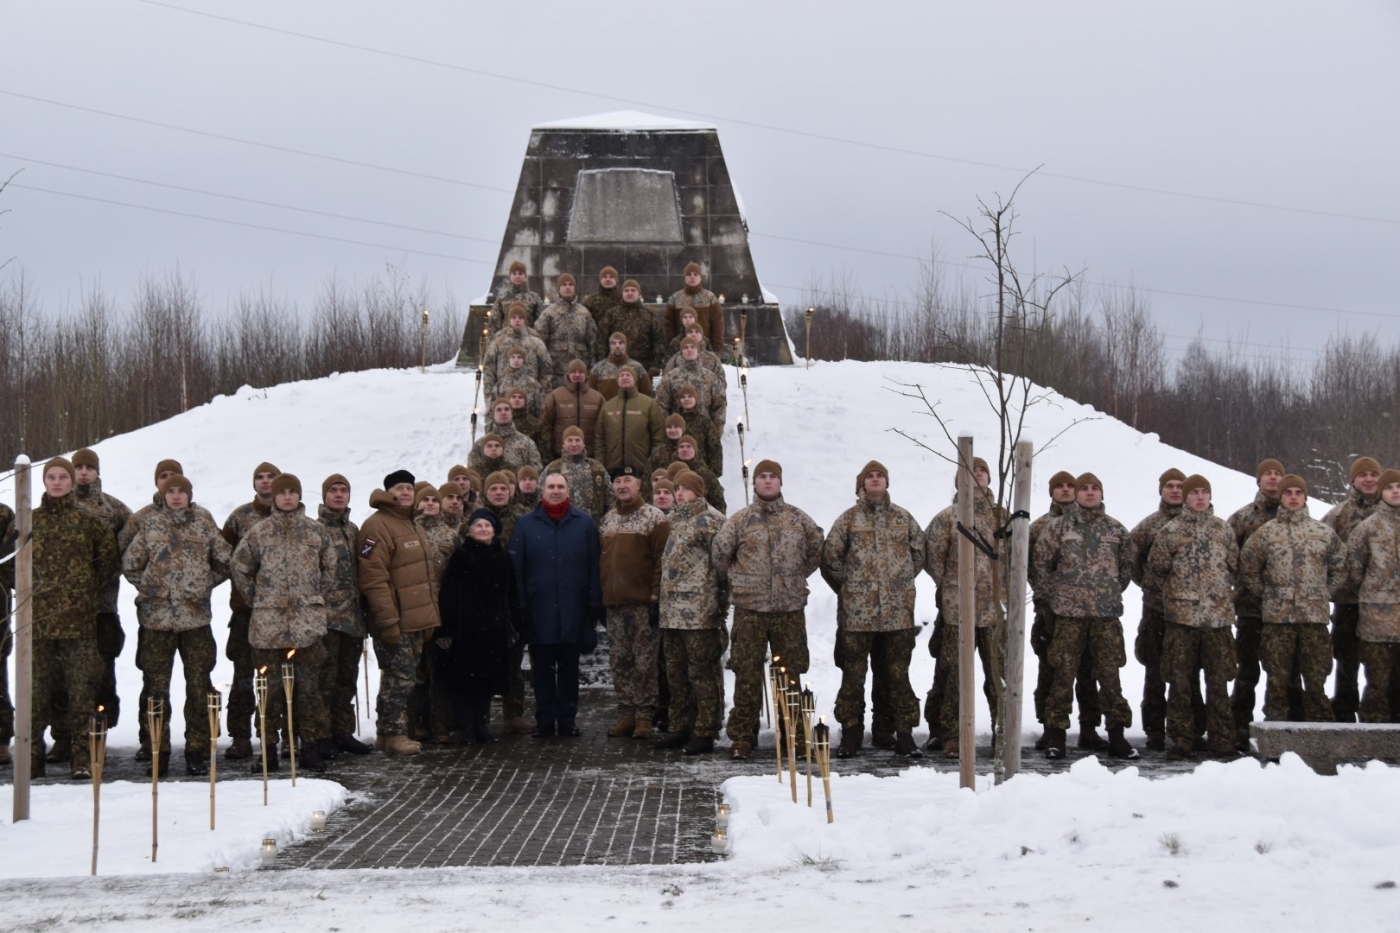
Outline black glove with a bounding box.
[648,603,660,627]
[927,616,944,658]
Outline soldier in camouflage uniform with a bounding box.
[596,280,667,375]
[655,339,727,428]
[545,427,612,523]
[122,473,231,775]
[414,485,458,743]
[508,388,554,462]
[1029,471,1103,751]
[652,476,676,515]
[68,448,131,743]
[651,415,686,472]
[440,480,466,532]
[1239,473,1345,723]
[0,501,14,763]
[1322,455,1383,722]
[515,467,542,512]
[496,351,546,416]
[665,318,728,380]
[1147,475,1239,758]
[651,471,728,755]
[1128,467,1195,751]
[231,474,336,772]
[924,458,1007,758]
[1032,472,1139,760]
[599,466,671,740]
[672,437,726,514]
[486,260,543,332]
[822,461,925,758]
[118,458,218,554]
[1343,468,1400,723]
[665,262,725,352]
[589,332,654,399]
[713,460,824,760]
[483,304,553,401]
[30,457,118,778]
[218,461,279,759]
[675,387,724,477]
[582,265,623,325]
[316,474,372,756]
[535,273,599,385]
[467,400,544,475]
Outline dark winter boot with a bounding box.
[316,738,339,760]
[134,740,152,762]
[300,743,329,773]
[871,732,896,750]
[1078,727,1109,751]
[651,730,692,750]
[682,736,716,756]
[225,737,253,760]
[924,734,944,752]
[1043,726,1068,760]
[46,737,72,763]
[185,751,209,776]
[1106,726,1140,760]
[894,732,924,759]
[252,744,280,774]
[607,713,636,738]
[333,733,373,755]
[1167,740,1195,761]
[1034,730,1050,751]
[835,727,862,760]
[1145,730,1167,752]
[730,740,753,760]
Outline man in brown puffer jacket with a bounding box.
[1344,468,1400,723]
[543,359,606,459]
[358,469,441,756]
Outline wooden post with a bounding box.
[12,455,32,822]
[1003,440,1033,779]
[956,435,977,789]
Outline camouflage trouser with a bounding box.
[607,605,660,719]
[136,625,218,752]
[1232,615,1304,735]
[663,628,725,738]
[936,623,1003,744]
[33,637,101,768]
[374,630,426,736]
[0,606,13,742]
[1331,604,1361,722]
[834,628,919,734]
[1031,607,1101,729]
[923,614,998,736]
[725,608,809,745]
[1358,640,1400,724]
[320,630,365,738]
[1259,623,1332,722]
[252,642,329,744]
[503,638,528,720]
[1045,616,1133,731]
[1162,623,1236,750]
[50,611,126,742]
[1136,606,1204,740]
[225,610,256,739]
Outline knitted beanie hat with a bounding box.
[563,426,586,442]
[508,261,526,275]
[1159,468,1187,491]
[599,265,618,280]
[485,471,512,490]
[467,507,502,536]
[666,461,688,481]
[622,279,641,292]
[438,481,464,499]
[253,462,281,481]
[556,273,575,289]
[321,473,350,499]
[159,473,192,498]
[675,471,706,497]
[753,459,783,482]
[1378,469,1400,490]
[1256,458,1285,481]
[271,473,301,498]
[413,484,439,508]
[678,435,698,452]
[683,262,702,277]
[1047,470,1076,495]
[567,358,587,375]
[517,465,539,482]
[1351,457,1382,481]
[44,456,75,481]
[1182,474,1211,497]
[664,414,686,429]
[72,448,99,470]
[855,459,890,495]
[652,478,676,494]
[507,302,528,321]
[481,433,505,448]
[677,384,698,400]
[1075,472,1104,496]
[154,458,184,483]
[1280,473,1308,495]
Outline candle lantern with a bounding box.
[716,802,730,830]
[254,667,270,805]
[282,650,298,786]
[311,810,328,832]
[711,830,728,856]
[260,838,278,867]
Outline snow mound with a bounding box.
[533,111,714,132]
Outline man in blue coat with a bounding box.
[510,470,605,737]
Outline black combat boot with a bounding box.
[1034,729,1050,751]
[333,733,373,755]
[835,727,862,760]
[651,730,692,750]
[1078,726,1109,751]
[871,732,896,750]
[1106,726,1140,760]
[185,751,210,776]
[252,744,280,774]
[316,738,339,760]
[1167,740,1195,761]
[924,733,944,752]
[893,732,924,759]
[682,736,715,756]
[1043,726,1068,759]
[46,737,72,763]
[1145,730,1167,752]
[299,743,329,773]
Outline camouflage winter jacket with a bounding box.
[1027,501,1067,612]
[655,359,727,427]
[583,286,622,324]
[596,300,667,373]
[221,499,273,613]
[73,479,131,614]
[544,455,613,524]
[122,505,232,631]
[595,389,666,474]
[821,492,924,633]
[1345,501,1400,643]
[598,498,670,606]
[676,459,726,514]
[1238,504,1345,626]
[1032,503,1134,620]
[1129,500,1183,613]
[495,369,546,416]
[1146,506,1238,630]
[487,282,542,332]
[1323,488,1382,604]
[660,497,727,630]
[712,494,823,614]
[358,490,441,636]
[467,421,543,475]
[588,355,653,399]
[542,383,606,458]
[414,513,457,585]
[665,286,724,351]
[230,505,335,650]
[483,326,553,401]
[535,299,599,384]
[679,408,724,477]
[119,492,216,554]
[32,492,119,639]
[1227,490,1281,618]
[925,494,1008,628]
[317,504,365,638]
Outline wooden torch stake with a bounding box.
[801,688,815,808]
[90,710,106,876]
[255,668,270,806]
[149,697,163,864]
[283,654,298,787]
[208,691,221,830]
[784,684,799,804]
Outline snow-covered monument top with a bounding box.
[458,111,791,365]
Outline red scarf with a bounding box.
[542,497,571,522]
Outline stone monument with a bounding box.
[456,111,791,366]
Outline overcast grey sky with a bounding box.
[3,1,1397,366]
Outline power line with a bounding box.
[0,90,513,194]
[130,0,1400,228]
[0,152,501,244]
[9,183,494,266]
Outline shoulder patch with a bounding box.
[360,537,377,557]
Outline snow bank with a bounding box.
[533,110,714,132]
[0,359,1267,747]
[0,778,346,877]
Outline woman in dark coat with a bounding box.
[438,509,523,743]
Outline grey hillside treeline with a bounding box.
[0,270,463,467]
[787,271,1400,503]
